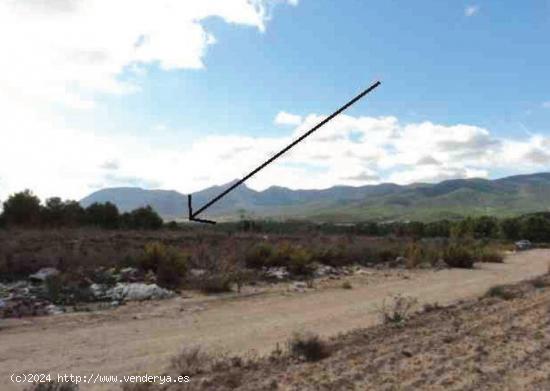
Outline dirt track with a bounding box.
[2,250,550,390]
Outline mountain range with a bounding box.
[80,172,550,222]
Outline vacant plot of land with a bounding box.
[1,250,549,390]
[205,269,550,390]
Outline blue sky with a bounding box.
[0,0,549,200]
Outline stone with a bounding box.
[106,283,175,302]
[390,256,407,268]
[45,304,64,315]
[118,267,140,282]
[434,259,447,270]
[189,268,207,277]
[29,267,60,282]
[292,281,307,290]
[264,267,289,280]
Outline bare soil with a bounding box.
[2,250,549,390]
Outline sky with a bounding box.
[0,0,549,202]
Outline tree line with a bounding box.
[225,214,550,242]
[0,190,163,229]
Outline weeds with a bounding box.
[287,332,331,362]
[341,281,353,289]
[485,284,523,300]
[442,244,475,268]
[379,294,418,326]
[139,242,188,289]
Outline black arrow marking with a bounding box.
[188,80,382,224]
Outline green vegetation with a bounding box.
[139,242,189,289]
[0,190,164,230]
[485,284,523,300]
[379,295,418,326]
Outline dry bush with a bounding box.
[139,242,188,289]
[171,346,214,376]
[485,284,524,300]
[379,294,418,325]
[475,248,504,263]
[287,332,331,362]
[341,281,353,289]
[442,244,475,268]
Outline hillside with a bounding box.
[80,172,550,222]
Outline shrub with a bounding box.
[313,245,348,267]
[43,273,93,305]
[485,284,523,300]
[244,243,274,269]
[196,273,234,293]
[287,332,331,362]
[379,294,418,326]
[476,248,503,263]
[442,244,475,268]
[285,247,314,276]
[139,242,188,289]
[341,281,353,289]
[531,276,550,288]
[171,346,213,376]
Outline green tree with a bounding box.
[520,215,550,242]
[85,202,119,229]
[2,189,41,226]
[500,218,521,240]
[42,197,64,226]
[471,216,499,238]
[121,205,163,230]
[425,220,451,237]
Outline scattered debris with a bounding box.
[29,267,60,282]
[106,283,175,302]
[264,267,290,280]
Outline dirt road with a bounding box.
[2,250,549,390]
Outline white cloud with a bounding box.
[1,108,549,203]
[275,111,303,126]
[0,0,289,110]
[0,0,297,202]
[465,5,480,17]
[543,102,550,109]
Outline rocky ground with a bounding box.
[2,250,549,391]
[160,268,550,391]
[0,267,175,318]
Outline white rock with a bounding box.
[189,268,206,277]
[29,267,60,282]
[292,281,308,289]
[264,267,289,280]
[106,283,175,302]
[45,304,64,315]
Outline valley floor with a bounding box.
[2,250,550,390]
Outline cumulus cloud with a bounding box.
[275,111,303,126]
[0,0,289,110]
[0,0,296,202]
[465,5,480,16]
[1,108,549,203]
